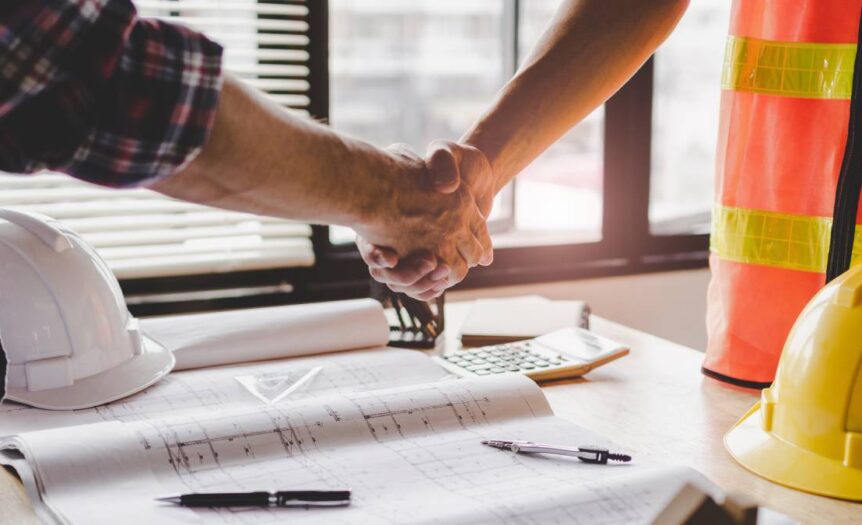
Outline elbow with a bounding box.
[667,0,690,10]
[649,0,690,45]
[660,0,690,26]
[674,0,691,17]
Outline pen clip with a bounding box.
[275,490,352,507]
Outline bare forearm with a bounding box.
[150,75,396,227]
[150,75,491,271]
[463,0,689,191]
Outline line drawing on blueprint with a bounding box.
[126,376,681,525]
[0,348,447,435]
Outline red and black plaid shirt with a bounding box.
[0,0,223,187]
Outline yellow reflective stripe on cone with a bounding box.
[711,205,862,272]
[721,36,856,99]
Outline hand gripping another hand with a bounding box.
[356,141,496,300]
[355,141,496,300]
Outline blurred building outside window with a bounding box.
[329,0,603,247]
[650,0,729,235]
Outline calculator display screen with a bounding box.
[536,328,618,360]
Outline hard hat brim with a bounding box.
[725,402,862,501]
[5,335,175,411]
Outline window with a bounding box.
[506,0,604,246]
[0,0,328,314]
[0,1,725,314]
[327,0,509,244]
[328,0,605,247]
[319,0,718,295]
[650,0,729,235]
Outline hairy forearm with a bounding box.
[150,74,396,227]
[463,0,689,192]
[150,74,490,271]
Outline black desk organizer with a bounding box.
[370,281,444,349]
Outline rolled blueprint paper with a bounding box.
[141,299,390,370]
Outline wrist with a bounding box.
[338,140,404,235]
[477,146,506,196]
[462,136,505,196]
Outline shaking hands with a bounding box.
[353,141,497,301]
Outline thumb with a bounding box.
[426,141,461,194]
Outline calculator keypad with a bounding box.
[441,341,570,375]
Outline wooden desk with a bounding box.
[2,303,859,524]
[440,303,858,525]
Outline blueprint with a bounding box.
[0,348,448,435]
[4,373,708,525]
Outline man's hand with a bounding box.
[426,140,496,215]
[357,141,497,300]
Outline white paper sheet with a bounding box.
[4,374,710,525]
[460,295,589,340]
[140,299,390,370]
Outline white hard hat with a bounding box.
[0,209,174,410]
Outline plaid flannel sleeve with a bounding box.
[0,0,223,187]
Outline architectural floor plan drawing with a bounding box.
[0,348,447,434]
[1,349,714,525]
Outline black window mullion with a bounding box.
[306,0,330,123]
[601,57,654,262]
[305,0,333,258]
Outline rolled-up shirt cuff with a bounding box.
[59,17,224,188]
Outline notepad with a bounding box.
[460,295,590,346]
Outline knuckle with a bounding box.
[450,265,468,284]
[388,284,407,294]
[412,278,436,294]
[391,271,418,287]
[386,275,408,287]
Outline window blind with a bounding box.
[0,0,316,280]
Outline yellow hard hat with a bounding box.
[724,263,862,500]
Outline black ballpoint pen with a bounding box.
[156,490,351,508]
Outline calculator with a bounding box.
[434,327,629,382]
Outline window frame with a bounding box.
[304,0,710,297]
[121,0,710,317]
